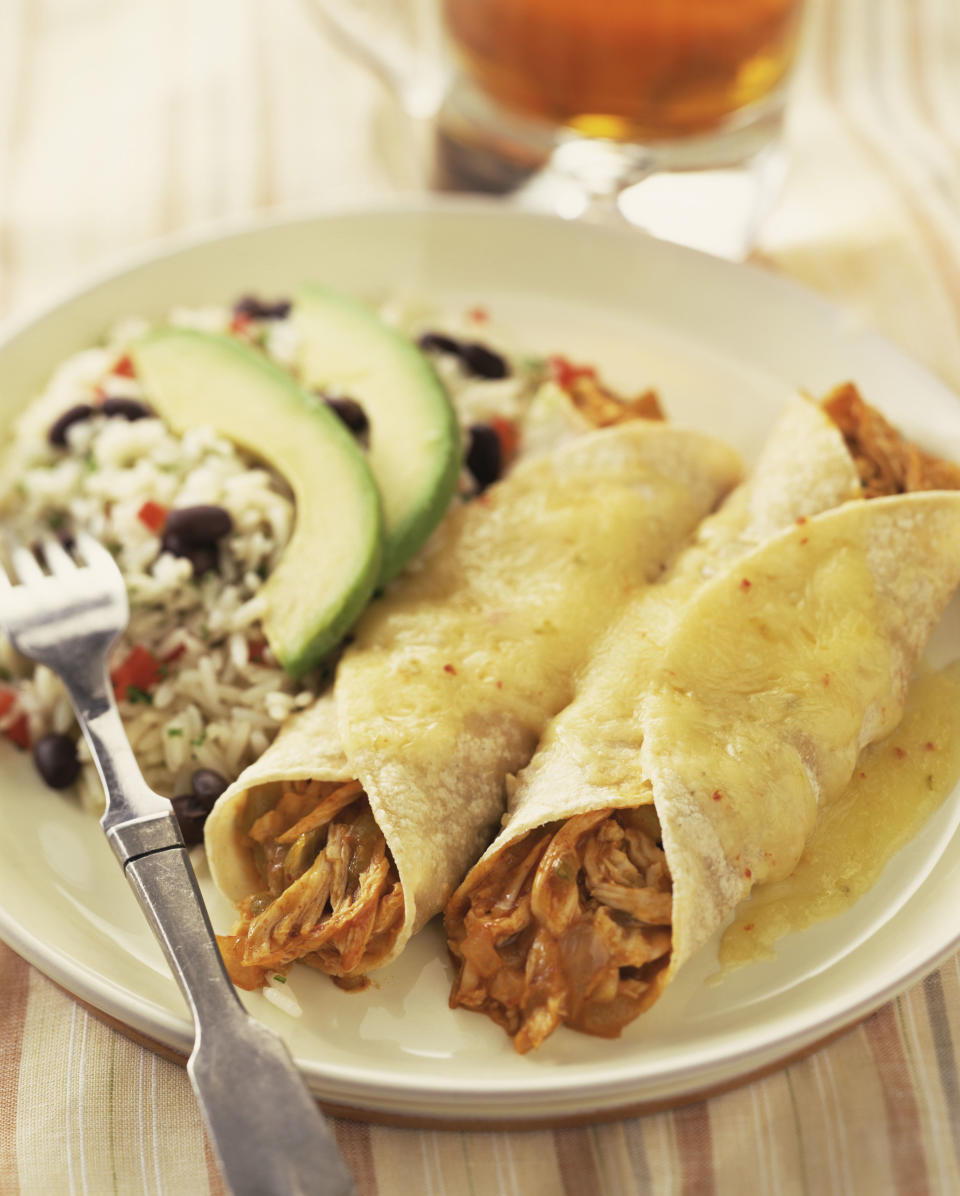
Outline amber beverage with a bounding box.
[442,0,805,143]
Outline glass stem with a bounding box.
[513,136,658,223]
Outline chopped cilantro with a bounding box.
[166,727,183,737]
[191,733,206,747]
[83,452,99,473]
[46,511,67,531]
[125,686,153,705]
[272,975,287,984]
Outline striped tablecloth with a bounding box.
[3,1,960,1192]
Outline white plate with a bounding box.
[2,201,960,1125]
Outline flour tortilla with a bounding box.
[652,492,960,983]
[206,421,742,967]
[482,394,861,805]
[457,490,960,1012]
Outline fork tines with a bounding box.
[1,531,113,588]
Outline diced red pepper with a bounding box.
[162,643,186,665]
[248,639,267,664]
[5,715,30,750]
[0,690,29,750]
[229,312,254,336]
[111,645,161,700]
[113,354,136,378]
[137,500,168,534]
[467,306,489,324]
[547,355,597,390]
[490,416,518,463]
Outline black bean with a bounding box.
[466,423,503,492]
[171,769,228,845]
[160,528,188,558]
[33,734,80,790]
[191,768,229,802]
[100,397,152,421]
[184,545,220,578]
[165,505,233,545]
[459,342,509,380]
[160,529,221,578]
[233,295,291,320]
[323,395,370,445]
[418,332,510,379]
[170,793,210,846]
[417,331,462,356]
[48,404,95,447]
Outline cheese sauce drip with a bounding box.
[719,660,960,968]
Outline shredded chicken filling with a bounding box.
[823,382,960,498]
[218,779,404,990]
[447,807,672,1053]
[569,375,665,427]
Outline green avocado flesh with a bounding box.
[294,285,460,583]
[131,328,383,678]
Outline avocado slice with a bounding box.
[131,328,383,677]
[294,285,460,582]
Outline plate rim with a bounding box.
[2,196,960,1122]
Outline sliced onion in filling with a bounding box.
[217,778,404,990]
[446,806,672,1053]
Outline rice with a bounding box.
[0,293,600,816]
[262,973,303,1018]
[1,402,300,810]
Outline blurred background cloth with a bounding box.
[2,0,960,1193]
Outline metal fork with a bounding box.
[0,533,356,1196]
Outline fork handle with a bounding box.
[124,834,356,1196]
[67,675,354,1192]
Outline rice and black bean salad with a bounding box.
[0,291,661,841]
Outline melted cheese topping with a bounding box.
[339,427,735,749]
[649,519,894,891]
[719,660,960,968]
[335,426,741,944]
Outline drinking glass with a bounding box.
[308,0,808,259]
